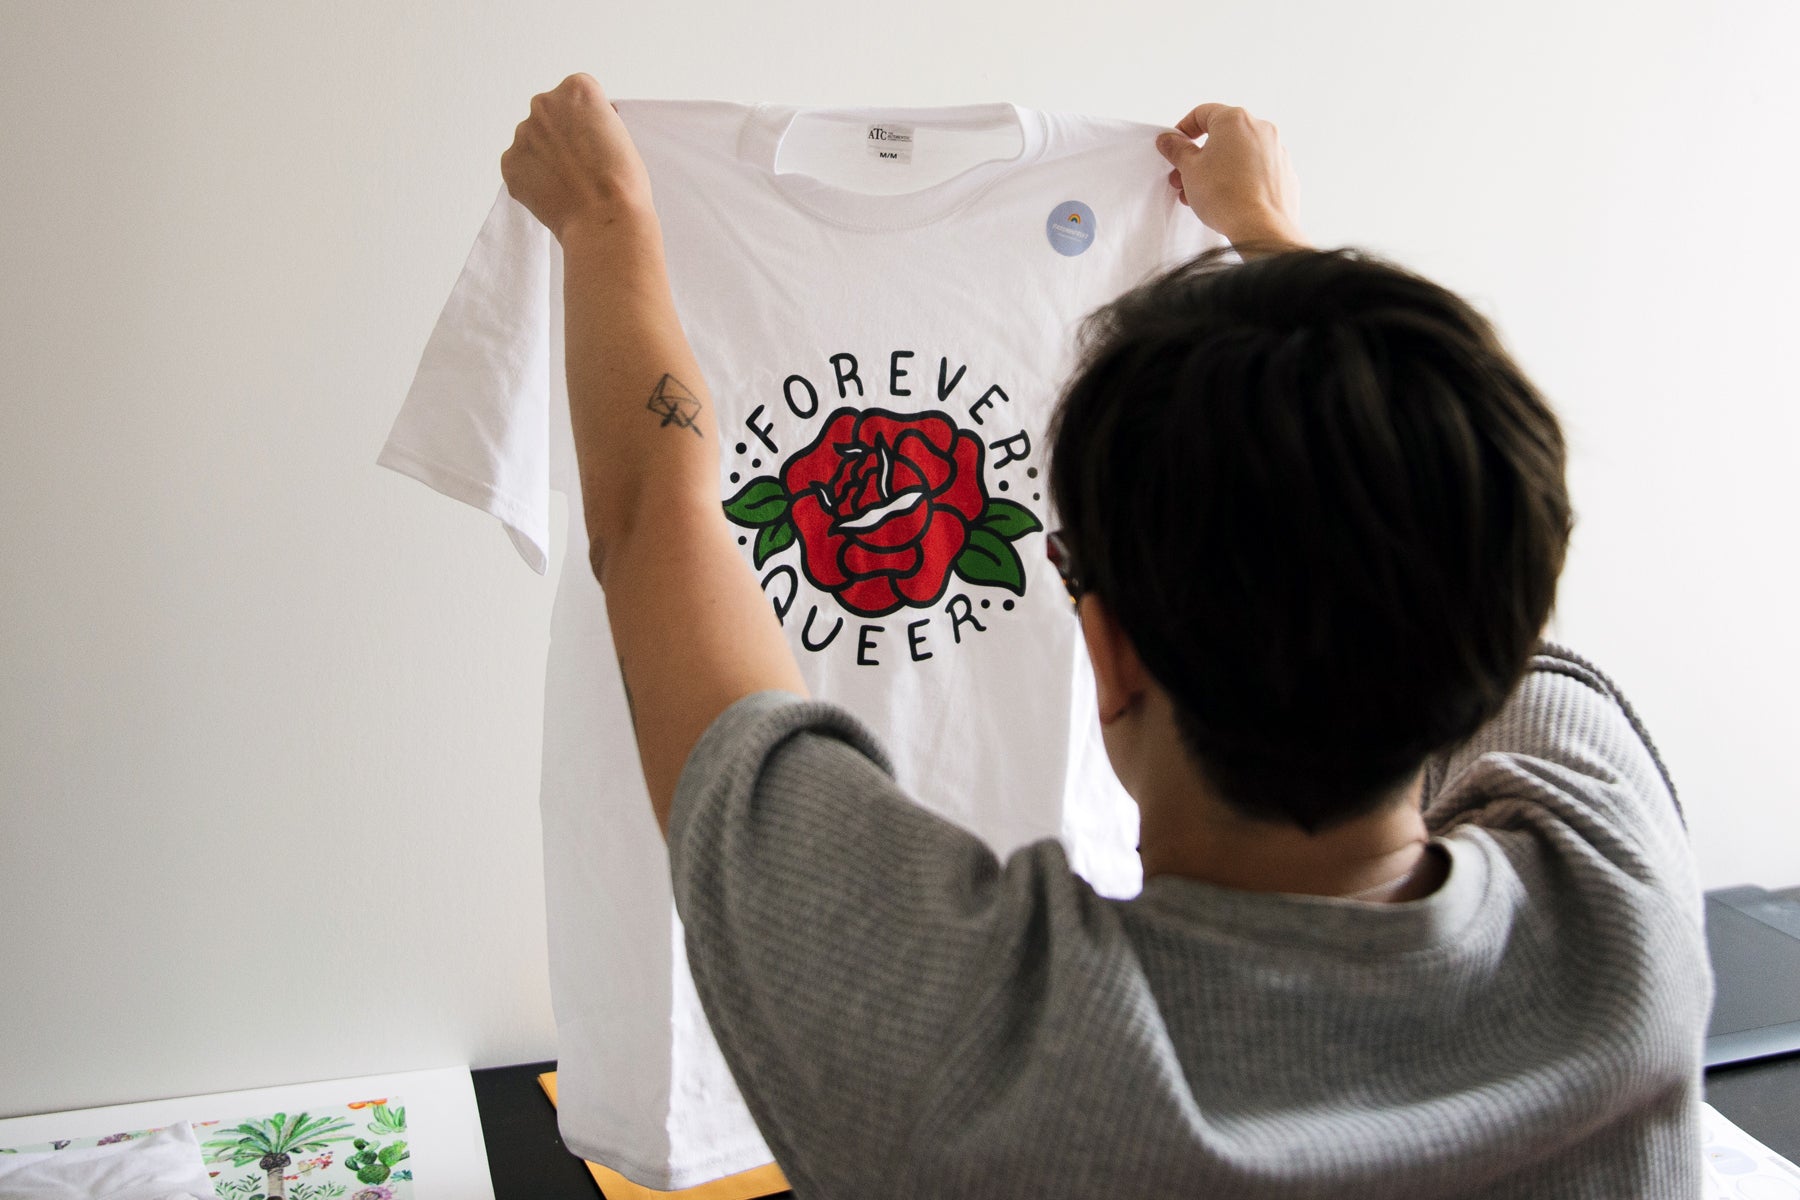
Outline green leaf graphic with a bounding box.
[753,519,796,568]
[953,527,1027,595]
[723,476,789,527]
[980,499,1043,541]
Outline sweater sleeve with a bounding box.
[665,691,1104,1196]
[1421,642,1691,884]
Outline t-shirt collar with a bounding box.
[737,101,1048,232]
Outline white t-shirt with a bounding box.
[381,98,1224,1190]
[0,1123,215,1200]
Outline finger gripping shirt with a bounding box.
[668,645,1711,1199]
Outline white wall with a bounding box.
[3,0,1795,1119]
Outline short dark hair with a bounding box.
[1049,246,1572,832]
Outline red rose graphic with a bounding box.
[780,408,987,617]
[723,405,1043,621]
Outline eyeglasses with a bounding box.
[1045,529,1084,608]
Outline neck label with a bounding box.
[864,123,915,164]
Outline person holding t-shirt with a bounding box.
[499,75,1709,1197]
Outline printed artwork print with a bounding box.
[723,348,1046,664]
[0,1097,412,1200]
[728,407,1039,617]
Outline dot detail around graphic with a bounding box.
[752,459,763,468]
[980,599,991,609]
[1003,599,1015,611]
[998,480,1010,492]
[1032,492,1041,501]
[735,442,747,455]
[736,535,747,546]
[1026,467,1039,478]
[730,472,741,483]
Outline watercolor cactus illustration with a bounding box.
[342,1137,410,1185]
[363,1103,406,1137]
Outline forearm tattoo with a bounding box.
[645,373,704,438]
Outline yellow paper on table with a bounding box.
[537,1072,790,1200]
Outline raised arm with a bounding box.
[501,74,806,834]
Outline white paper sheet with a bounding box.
[1703,1101,1800,1200]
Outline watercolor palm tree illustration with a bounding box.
[202,1113,355,1200]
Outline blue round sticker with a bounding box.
[1046,201,1096,257]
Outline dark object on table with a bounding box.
[1705,886,1800,1068]
[472,1062,603,1200]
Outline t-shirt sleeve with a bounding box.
[377,184,556,573]
[666,691,1104,1193]
[1422,642,1691,881]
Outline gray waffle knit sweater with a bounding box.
[668,644,1712,1197]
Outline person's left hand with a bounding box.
[500,73,654,243]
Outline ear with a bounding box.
[1078,594,1149,724]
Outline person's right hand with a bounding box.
[501,73,654,246]
[1156,104,1306,253]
